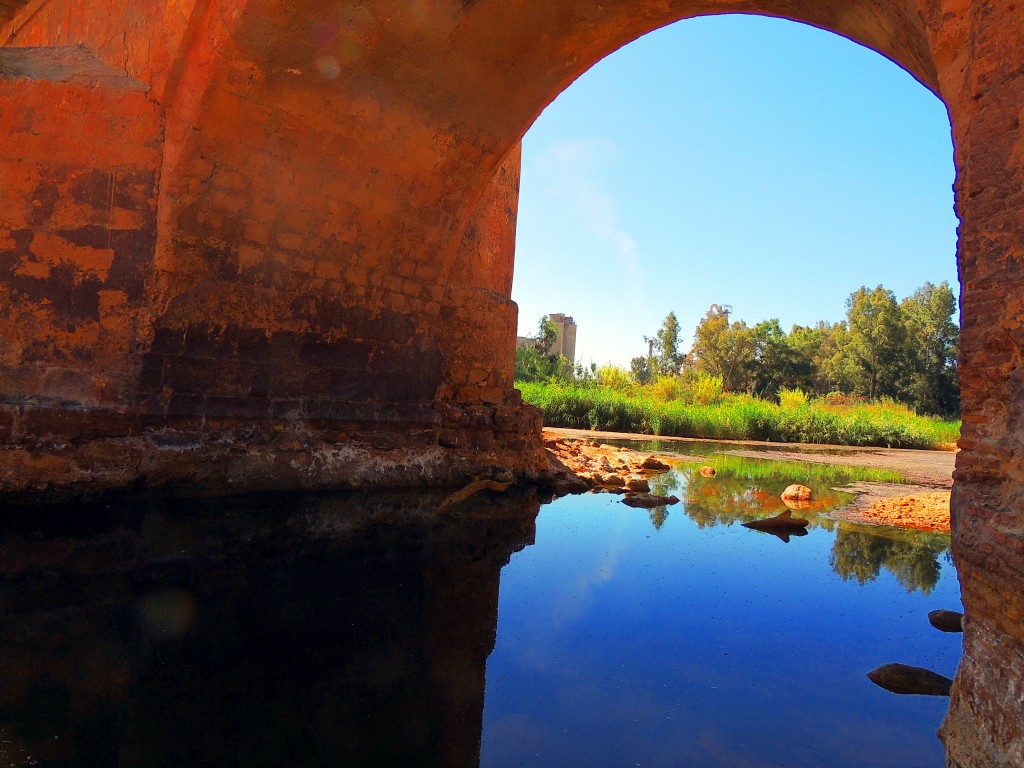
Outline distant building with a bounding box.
[548,313,577,363]
[516,313,578,364]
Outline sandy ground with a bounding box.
[543,427,955,533]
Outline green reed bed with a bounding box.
[518,382,960,450]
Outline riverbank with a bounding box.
[522,382,960,450]
[543,427,954,532]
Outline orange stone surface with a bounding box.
[1,2,1024,765]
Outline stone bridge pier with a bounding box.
[1,1,1023,765]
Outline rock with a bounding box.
[929,609,965,633]
[549,474,593,495]
[640,455,670,471]
[699,466,716,477]
[781,484,812,501]
[867,663,953,696]
[625,477,650,492]
[621,493,680,508]
[741,509,810,532]
[602,475,625,488]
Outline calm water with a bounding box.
[482,444,960,768]
[0,444,960,767]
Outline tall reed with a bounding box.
[517,382,960,449]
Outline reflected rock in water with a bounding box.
[0,490,540,767]
[747,526,810,544]
[621,493,679,508]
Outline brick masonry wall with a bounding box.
[0,46,162,406]
[928,3,1024,766]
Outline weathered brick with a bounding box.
[162,356,220,395]
[274,231,303,251]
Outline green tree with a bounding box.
[653,311,685,376]
[514,315,570,383]
[630,356,653,385]
[842,285,906,400]
[692,306,755,392]
[790,321,849,395]
[900,281,959,415]
[536,315,558,357]
[748,319,811,398]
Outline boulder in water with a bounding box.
[640,455,671,471]
[781,484,812,501]
[928,609,964,633]
[867,663,953,696]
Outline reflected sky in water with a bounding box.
[0,454,959,768]
[482,462,960,768]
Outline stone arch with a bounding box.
[1,3,1023,765]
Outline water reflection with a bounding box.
[645,454,950,595]
[0,454,956,767]
[0,491,540,767]
[831,528,949,594]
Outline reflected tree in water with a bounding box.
[649,465,849,530]
[648,506,669,530]
[830,528,946,594]
[645,458,948,595]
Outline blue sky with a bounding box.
[511,14,959,369]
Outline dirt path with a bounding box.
[543,427,956,532]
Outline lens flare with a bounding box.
[316,54,341,80]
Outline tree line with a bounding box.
[517,282,960,417]
[634,282,959,416]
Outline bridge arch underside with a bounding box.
[0,1,1022,764]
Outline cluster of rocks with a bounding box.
[544,437,671,489]
[542,437,682,508]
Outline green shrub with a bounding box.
[596,365,633,392]
[778,387,808,409]
[691,373,724,406]
[649,375,684,402]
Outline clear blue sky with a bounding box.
[511,14,959,370]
